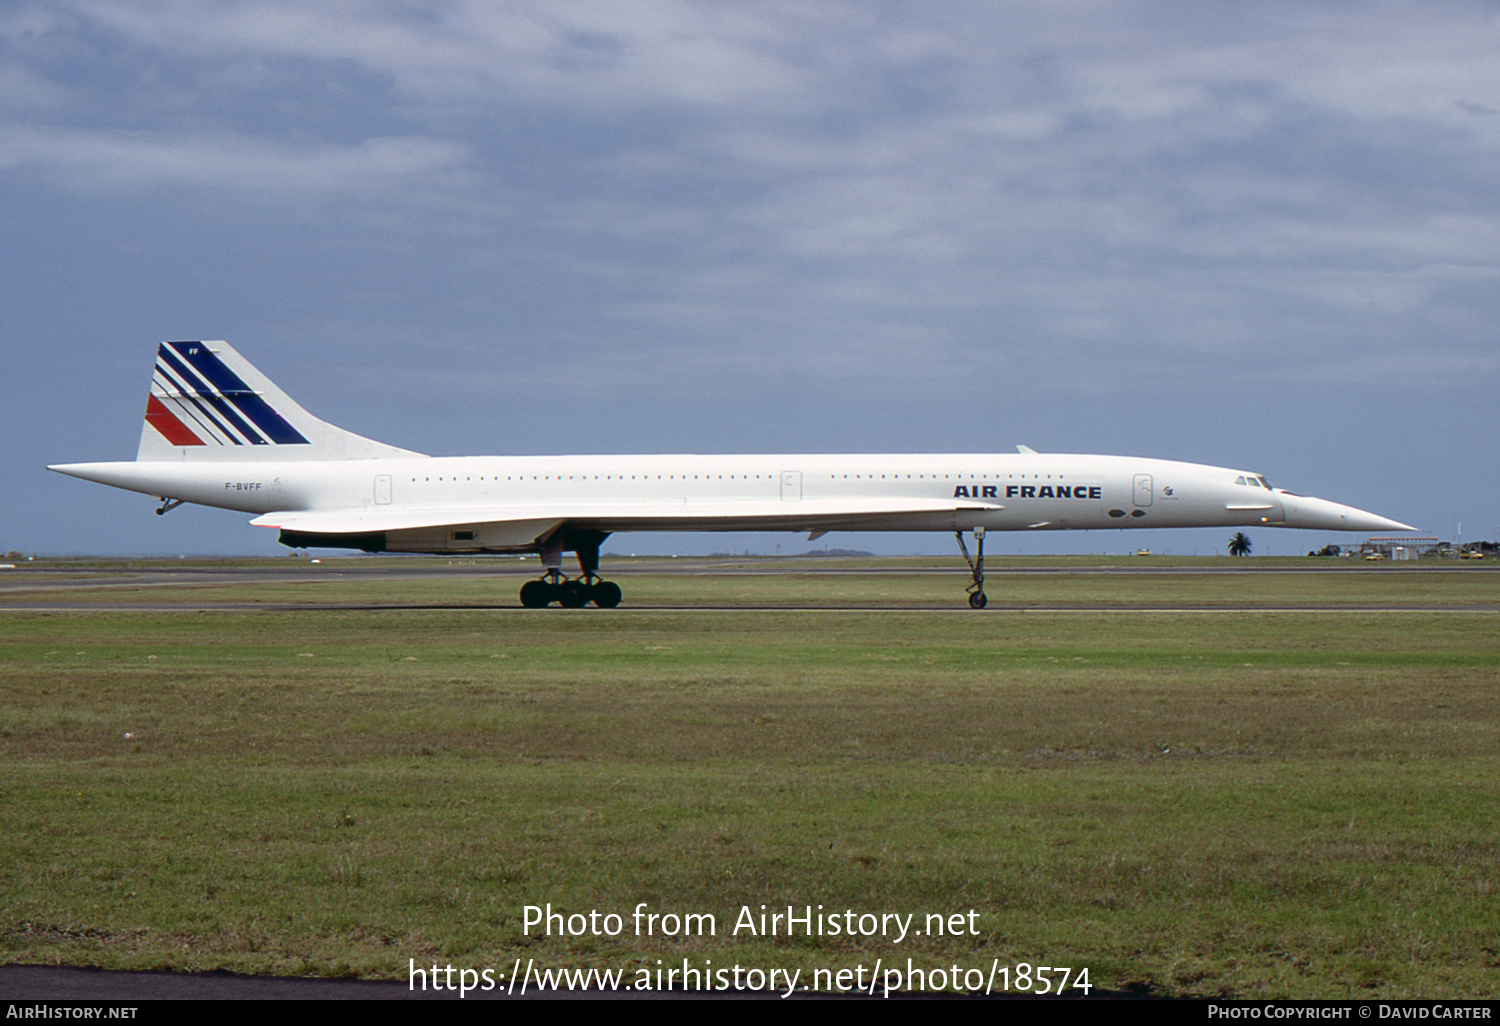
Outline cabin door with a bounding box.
[1132,474,1153,507]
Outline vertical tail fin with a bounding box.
[137,341,424,461]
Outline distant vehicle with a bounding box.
[1461,549,1484,560]
[49,341,1417,608]
[1365,552,1387,560]
[1135,549,1151,556]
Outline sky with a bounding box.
[4,1,1497,560]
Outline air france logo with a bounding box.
[954,485,1103,499]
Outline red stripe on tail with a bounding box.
[145,395,206,446]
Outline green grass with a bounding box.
[7,554,1499,609]
[1,563,1498,997]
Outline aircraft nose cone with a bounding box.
[1280,493,1416,532]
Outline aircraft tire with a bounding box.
[968,592,988,609]
[558,581,589,608]
[519,580,553,608]
[593,581,622,608]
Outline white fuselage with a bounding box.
[50,450,1405,554]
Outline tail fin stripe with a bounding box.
[155,356,252,445]
[164,342,310,445]
[158,388,238,446]
[144,395,207,446]
[157,346,274,446]
[154,365,244,445]
[162,343,270,441]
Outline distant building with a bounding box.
[1360,536,1440,559]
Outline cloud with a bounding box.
[4,0,1500,397]
[0,125,468,197]
[58,0,820,109]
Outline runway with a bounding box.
[2,602,1496,613]
[0,963,815,1001]
[1,559,1496,613]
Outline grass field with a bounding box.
[1,558,1497,997]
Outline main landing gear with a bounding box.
[519,575,622,609]
[955,527,988,609]
[519,530,622,609]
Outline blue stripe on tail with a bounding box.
[161,342,309,445]
[157,346,266,444]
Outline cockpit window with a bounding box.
[1255,475,1272,490]
[1235,476,1247,485]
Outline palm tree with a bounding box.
[1228,532,1252,557]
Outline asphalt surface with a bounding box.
[1,559,1495,612]
[0,963,807,1000]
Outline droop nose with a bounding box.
[1278,492,1416,532]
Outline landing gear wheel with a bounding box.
[519,579,553,608]
[557,581,589,608]
[968,591,988,609]
[592,581,622,608]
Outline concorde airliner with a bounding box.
[49,341,1415,608]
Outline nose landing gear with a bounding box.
[955,528,988,609]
